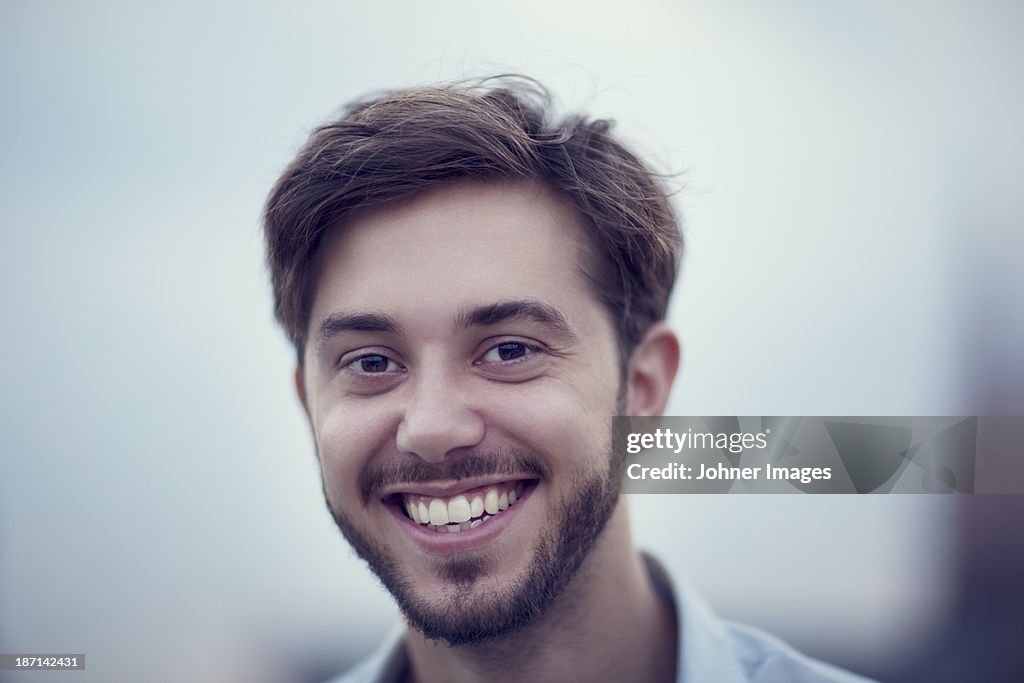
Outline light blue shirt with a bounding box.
[328,553,877,683]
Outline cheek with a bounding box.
[485,376,618,477]
[315,401,396,507]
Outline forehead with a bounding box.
[308,180,605,334]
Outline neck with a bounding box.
[404,502,677,683]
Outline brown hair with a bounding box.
[263,76,681,366]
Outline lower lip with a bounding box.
[386,484,535,555]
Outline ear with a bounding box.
[624,323,680,416]
[294,366,310,415]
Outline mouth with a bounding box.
[385,479,536,535]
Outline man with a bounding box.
[263,77,874,683]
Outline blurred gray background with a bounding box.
[2,1,1022,681]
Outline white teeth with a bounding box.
[428,499,449,526]
[417,501,429,525]
[404,482,530,531]
[484,489,499,514]
[447,495,471,523]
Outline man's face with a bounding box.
[301,180,625,644]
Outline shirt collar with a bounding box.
[643,551,750,683]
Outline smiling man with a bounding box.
[263,78,873,683]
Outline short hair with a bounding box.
[263,76,682,367]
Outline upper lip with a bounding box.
[378,475,535,500]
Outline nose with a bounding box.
[395,373,485,463]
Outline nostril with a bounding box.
[396,407,486,463]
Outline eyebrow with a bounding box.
[316,312,401,353]
[456,300,578,342]
[315,299,578,354]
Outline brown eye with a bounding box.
[498,343,526,360]
[482,342,534,363]
[349,354,397,373]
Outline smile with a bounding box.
[399,481,528,533]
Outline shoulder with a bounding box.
[325,657,385,683]
[323,624,409,683]
[642,552,877,683]
[722,621,877,683]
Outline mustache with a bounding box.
[359,448,551,504]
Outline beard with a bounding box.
[324,448,623,646]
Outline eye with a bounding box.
[346,353,402,374]
[480,341,537,364]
